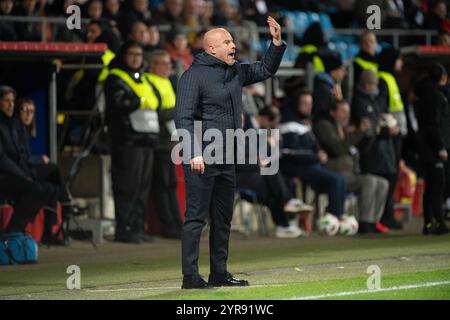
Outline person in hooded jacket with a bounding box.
[104,41,161,244]
[415,63,450,235]
[280,90,347,222]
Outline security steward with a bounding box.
[104,41,161,244]
[145,50,183,239]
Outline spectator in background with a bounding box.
[312,51,347,122]
[15,98,75,244]
[0,0,17,41]
[103,0,121,23]
[353,31,379,89]
[13,0,43,41]
[119,0,152,37]
[85,0,103,20]
[351,70,400,231]
[152,0,184,27]
[165,29,194,70]
[148,21,163,50]
[285,23,329,93]
[437,31,450,46]
[240,0,278,27]
[424,0,449,31]
[237,107,313,239]
[200,0,214,26]
[182,0,203,44]
[314,100,389,234]
[0,86,53,234]
[280,91,347,221]
[128,20,154,64]
[146,50,183,239]
[296,23,328,73]
[415,63,449,235]
[212,0,237,26]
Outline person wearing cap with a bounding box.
[351,69,399,233]
[312,50,347,122]
[353,31,379,89]
[415,63,450,235]
[104,41,161,244]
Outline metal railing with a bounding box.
[1,15,438,53]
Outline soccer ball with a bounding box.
[339,215,359,236]
[318,213,340,236]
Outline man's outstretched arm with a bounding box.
[240,16,287,86]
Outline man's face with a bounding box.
[173,34,188,51]
[297,94,313,116]
[105,0,119,15]
[0,0,14,14]
[211,30,236,65]
[167,0,183,17]
[88,1,103,19]
[133,0,148,13]
[125,46,143,70]
[332,102,350,127]
[87,23,102,43]
[130,22,150,46]
[148,26,160,46]
[151,54,173,78]
[361,33,377,56]
[19,102,35,126]
[0,92,15,117]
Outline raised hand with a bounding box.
[267,16,282,46]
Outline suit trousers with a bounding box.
[181,164,236,277]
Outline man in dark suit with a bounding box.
[175,16,286,289]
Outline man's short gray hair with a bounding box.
[0,86,16,99]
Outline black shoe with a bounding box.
[208,272,249,287]
[114,233,142,244]
[423,223,434,236]
[432,223,450,236]
[139,233,155,243]
[357,222,372,234]
[182,275,213,289]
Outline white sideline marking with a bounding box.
[290,280,450,300]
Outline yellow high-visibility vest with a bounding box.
[145,73,176,110]
[378,71,404,112]
[109,68,159,110]
[98,49,116,83]
[354,56,378,74]
[298,45,325,72]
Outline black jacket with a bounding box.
[415,79,449,163]
[279,101,320,170]
[351,87,397,175]
[312,72,336,121]
[0,113,34,179]
[104,68,160,146]
[175,41,286,159]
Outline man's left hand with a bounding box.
[267,16,282,46]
